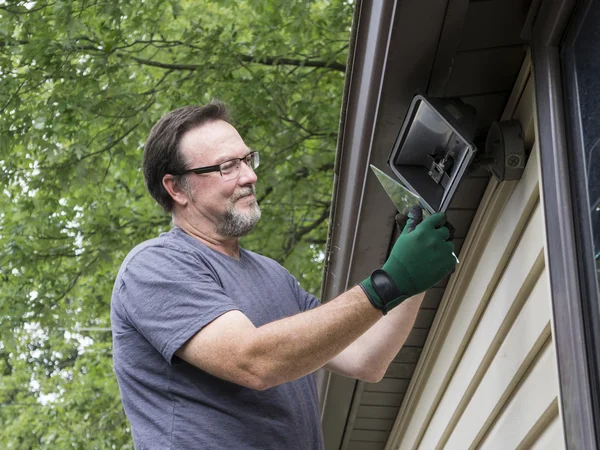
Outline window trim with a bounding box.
[532,0,599,448]
[561,0,600,442]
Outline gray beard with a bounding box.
[216,188,262,237]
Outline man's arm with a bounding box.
[177,212,454,390]
[176,285,383,390]
[318,211,455,381]
[323,292,425,382]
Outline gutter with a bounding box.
[317,0,399,446]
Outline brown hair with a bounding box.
[143,100,231,211]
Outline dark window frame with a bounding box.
[532,0,600,448]
[561,0,600,444]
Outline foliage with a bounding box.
[0,0,353,447]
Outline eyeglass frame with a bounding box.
[170,151,259,178]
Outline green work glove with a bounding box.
[359,211,456,314]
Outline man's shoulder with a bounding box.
[116,228,203,278]
[123,228,180,260]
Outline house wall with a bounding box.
[385,56,565,450]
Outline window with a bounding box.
[562,0,600,290]
[561,0,600,442]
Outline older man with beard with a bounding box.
[110,101,456,450]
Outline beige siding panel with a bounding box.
[390,145,540,450]
[527,414,565,450]
[443,269,551,449]
[477,342,560,449]
[385,52,565,450]
[417,206,546,449]
[389,175,510,439]
[517,399,561,450]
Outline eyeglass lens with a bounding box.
[220,152,259,179]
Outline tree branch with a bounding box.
[0,39,29,46]
[36,120,143,171]
[258,162,333,204]
[257,186,274,205]
[0,2,55,14]
[283,205,331,257]
[129,53,346,73]
[236,54,346,73]
[129,56,198,71]
[75,37,348,72]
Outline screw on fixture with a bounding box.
[506,154,521,167]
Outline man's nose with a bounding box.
[238,160,258,184]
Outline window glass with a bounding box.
[569,1,600,261]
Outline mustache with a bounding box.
[231,186,256,201]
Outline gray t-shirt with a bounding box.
[111,227,323,449]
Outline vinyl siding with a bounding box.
[386,56,565,450]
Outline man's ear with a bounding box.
[162,174,189,207]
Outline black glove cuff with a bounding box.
[358,282,384,314]
[370,269,403,314]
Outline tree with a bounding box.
[0,0,353,447]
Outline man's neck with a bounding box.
[173,216,241,259]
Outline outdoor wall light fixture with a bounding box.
[388,94,526,214]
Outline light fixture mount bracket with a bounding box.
[484,120,526,182]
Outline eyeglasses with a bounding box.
[172,151,260,181]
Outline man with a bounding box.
[111,101,456,449]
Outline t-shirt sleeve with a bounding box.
[284,269,321,312]
[117,244,240,364]
[298,287,321,312]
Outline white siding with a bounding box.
[386,56,565,450]
[477,342,560,449]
